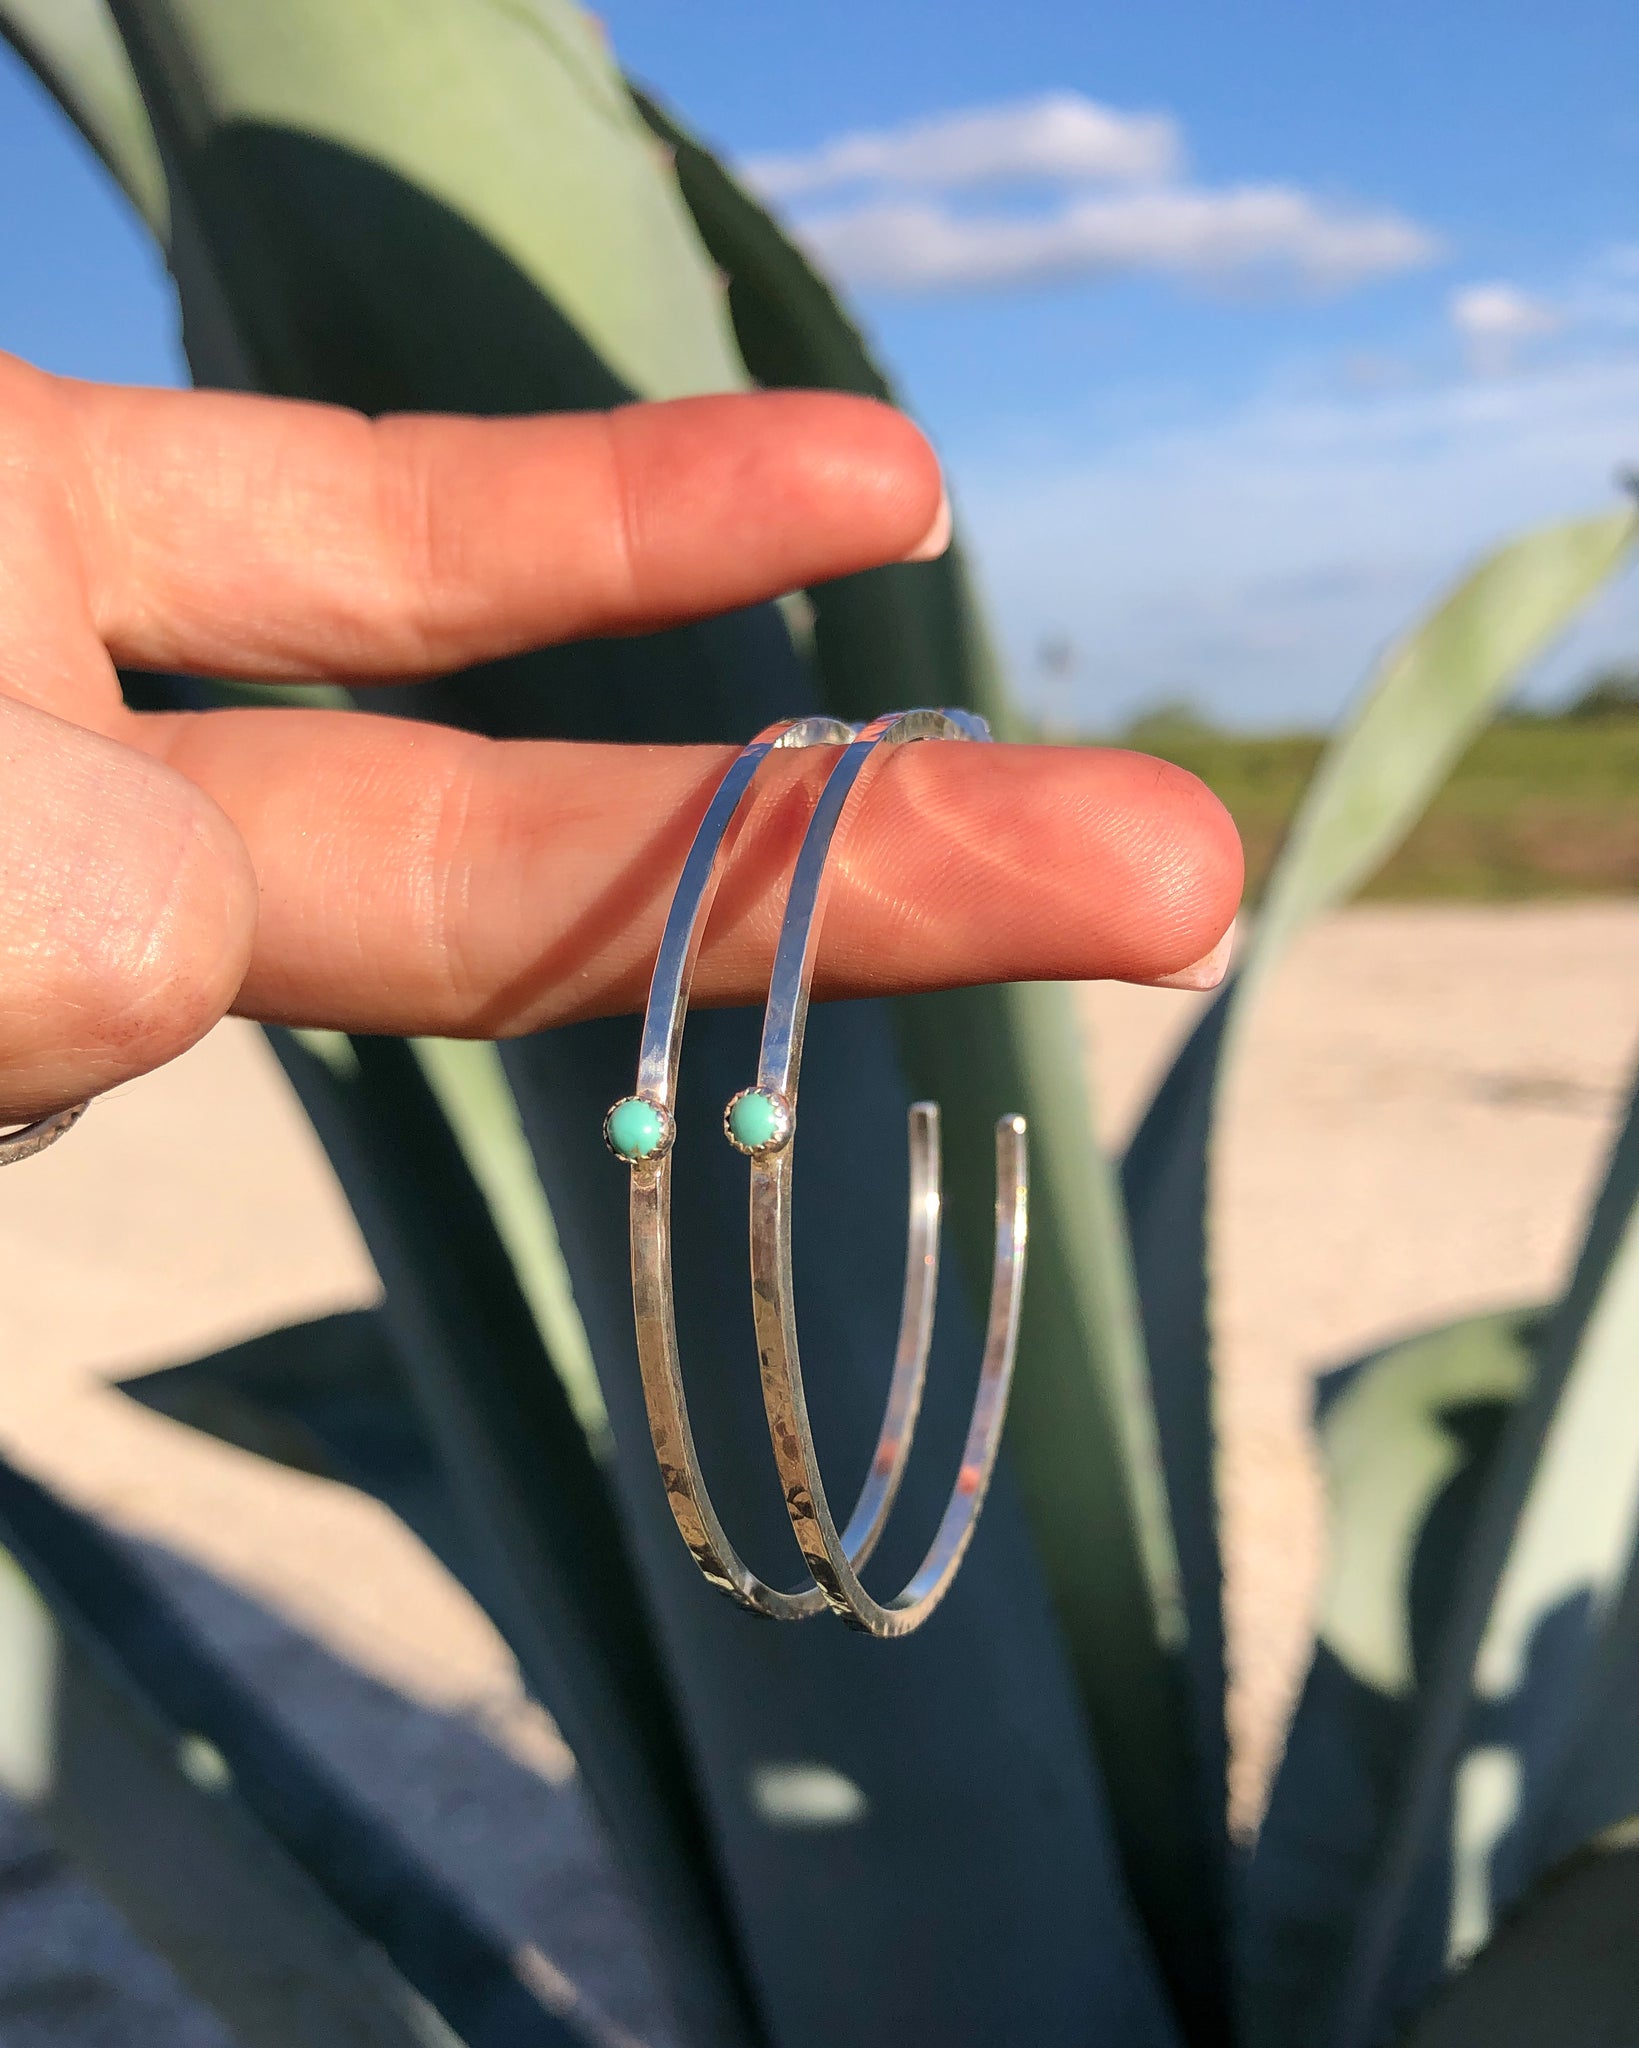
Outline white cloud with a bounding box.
[744,92,1180,199]
[795,186,1440,295]
[959,354,1639,729]
[1450,283,1561,340]
[747,91,1440,300]
[1450,282,1562,371]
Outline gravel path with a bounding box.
[0,901,1634,2037]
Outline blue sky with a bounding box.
[1,3,1636,728]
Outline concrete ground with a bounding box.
[0,900,1634,2039]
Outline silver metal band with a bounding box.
[613,716,946,1620]
[742,709,1029,1636]
[0,1101,89,1166]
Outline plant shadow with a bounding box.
[1,1527,678,2048]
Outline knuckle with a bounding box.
[91,780,257,1063]
[370,419,449,643]
[598,411,647,619]
[2,751,257,1094]
[367,414,517,665]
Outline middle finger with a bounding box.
[136,704,1243,1036]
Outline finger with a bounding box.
[55,378,945,679]
[0,693,257,1122]
[139,709,1242,1035]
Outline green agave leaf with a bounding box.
[1396,1822,1639,2048]
[1247,511,1638,999]
[0,0,165,232]
[637,85,1213,2031]
[268,1030,760,2048]
[411,1039,607,1448]
[105,0,743,404]
[1532,1533,1639,1873]
[1122,508,1638,2014]
[1327,1063,1639,2048]
[0,1452,590,2047]
[1454,1079,1639,1898]
[1242,1308,1541,2048]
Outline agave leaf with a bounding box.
[0,1452,591,2047]
[1247,511,1638,996]
[637,85,1212,2027]
[1455,1076,1639,1899]
[76,7,1188,2041]
[492,1003,1184,2048]
[411,1039,607,1447]
[1396,1822,1639,2048]
[269,1030,759,2048]
[0,0,165,231]
[1242,1308,1541,2048]
[1325,1063,1639,2048]
[1531,1531,1639,1872]
[104,0,743,403]
[282,1013,1177,2047]
[1122,508,1639,1988]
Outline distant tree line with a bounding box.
[1102,664,1639,744]
[1560,664,1639,718]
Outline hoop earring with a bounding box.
[604,716,943,1620]
[0,1103,88,1166]
[725,709,1028,1638]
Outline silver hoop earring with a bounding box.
[605,716,944,1620]
[727,709,1028,1638]
[0,1102,88,1166]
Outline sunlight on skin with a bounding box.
[0,352,1242,1123]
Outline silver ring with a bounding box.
[0,1101,89,1166]
[605,716,941,1620]
[738,709,1028,1637]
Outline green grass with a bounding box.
[1113,711,1639,903]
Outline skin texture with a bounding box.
[0,350,1242,1124]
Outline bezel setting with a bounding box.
[723,1086,794,1158]
[603,1093,676,1165]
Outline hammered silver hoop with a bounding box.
[735,709,1029,1638]
[0,1102,89,1166]
[605,716,947,1621]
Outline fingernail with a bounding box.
[903,488,951,563]
[1147,918,1238,991]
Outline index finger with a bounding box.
[54,379,946,680]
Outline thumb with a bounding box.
[0,691,258,1126]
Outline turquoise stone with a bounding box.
[727,1088,785,1153]
[606,1096,665,1161]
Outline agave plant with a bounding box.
[0,4,1634,2045]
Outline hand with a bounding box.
[0,352,1241,1125]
